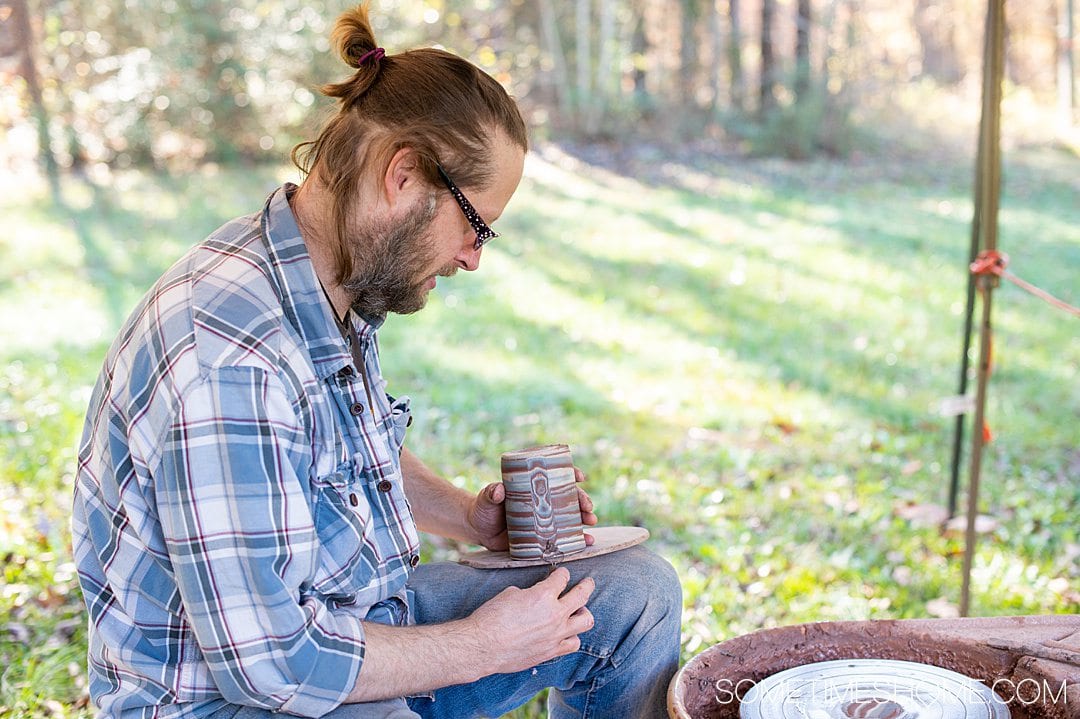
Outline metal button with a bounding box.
[350,402,364,416]
[409,554,420,567]
[349,493,359,507]
[377,480,392,493]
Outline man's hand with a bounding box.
[467,567,595,673]
[467,467,599,550]
[351,568,594,700]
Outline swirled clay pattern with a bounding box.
[501,444,587,560]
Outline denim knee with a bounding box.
[571,546,682,666]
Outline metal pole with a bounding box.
[960,278,995,616]
[947,195,981,519]
[948,0,997,520]
[959,0,1004,617]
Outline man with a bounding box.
[72,5,681,718]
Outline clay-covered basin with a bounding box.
[669,616,1080,719]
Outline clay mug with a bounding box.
[500,444,587,560]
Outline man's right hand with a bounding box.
[468,567,595,675]
[349,568,595,702]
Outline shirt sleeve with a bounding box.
[155,365,362,718]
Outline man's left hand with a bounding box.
[468,467,599,551]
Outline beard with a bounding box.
[341,194,455,318]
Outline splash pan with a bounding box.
[740,658,1010,719]
[669,616,1080,719]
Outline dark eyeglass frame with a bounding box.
[436,164,499,250]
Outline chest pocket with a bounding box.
[385,394,411,455]
[310,460,385,604]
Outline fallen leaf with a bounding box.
[772,418,798,435]
[944,514,1000,535]
[4,622,30,643]
[54,617,83,639]
[901,460,923,476]
[926,597,960,618]
[896,503,948,528]
[892,566,913,586]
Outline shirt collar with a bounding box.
[260,183,375,379]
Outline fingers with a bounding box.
[537,566,571,594]
[576,487,593,513]
[568,606,594,634]
[583,531,594,546]
[536,570,592,614]
[558,636,582,655]
[574,466,587,483]
[577,488,597,526]
[559,576,594,612]
[555,607,593,656]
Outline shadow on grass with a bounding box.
[501,201,953,433]
[548,140,1080,301]
[24,169,286,329]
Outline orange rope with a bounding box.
[969,252,1001,445]
[970,250,1080,318]
[966,249,1079,444]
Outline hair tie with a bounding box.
[358,47,385,66]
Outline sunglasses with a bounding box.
[436,164,499,251]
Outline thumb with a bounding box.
[469,483,505,529]
[479,482,505,506]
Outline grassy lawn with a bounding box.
[1,139,1077,716]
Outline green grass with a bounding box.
[1,141,1077,717]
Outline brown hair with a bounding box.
[292,2,528,284]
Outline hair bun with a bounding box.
[331,3,379,69]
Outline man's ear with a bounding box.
[383,146,424,211]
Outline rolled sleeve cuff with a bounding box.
[274,611,365,718]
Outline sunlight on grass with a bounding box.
[1,143,1077,717]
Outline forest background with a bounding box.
[1,0,1078,716]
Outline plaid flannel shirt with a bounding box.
[72,184,420,719]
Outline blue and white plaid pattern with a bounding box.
[72,185,420,719]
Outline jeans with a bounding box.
[208,546,682,719]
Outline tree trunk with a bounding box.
[539,0,571,116]
[795,0,812,100]
[597,0,616,114]
[1059,0,1076,121]
[914,0,962,84]
[576,0,594,132]
[680,0,701,108]
[8,0,59,192]
[709,0,723,114]
[630,0,649,109]
[728,0,745,112]
[760,0,777,116]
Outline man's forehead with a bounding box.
[477,139,526,220]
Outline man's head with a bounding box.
[293,2,528,318]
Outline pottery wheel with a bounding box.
[740,659,1010,719]
[457,526,649,569]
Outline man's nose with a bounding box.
[456,242,482,272]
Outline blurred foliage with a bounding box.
[1,0,1078,717]
[18,0,340,165]
[1,0,1076,168]
[1,134,1078,716]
